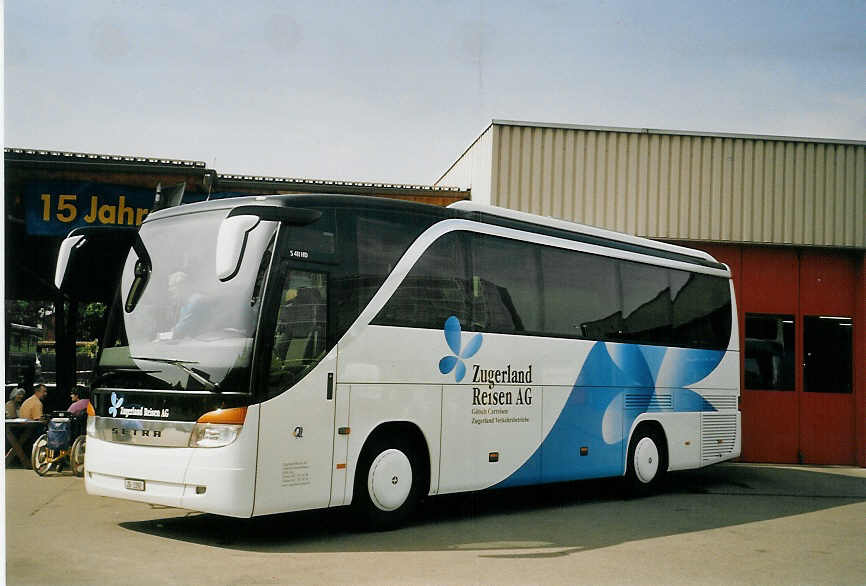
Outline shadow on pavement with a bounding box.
[119,464,866,556]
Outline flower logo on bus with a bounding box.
[109,392,124,417]
[438,316,483,382]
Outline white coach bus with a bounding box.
[56,194,740,528]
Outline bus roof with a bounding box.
[145,193,726,271]
[449,201,725,270]
[143,193,458,223]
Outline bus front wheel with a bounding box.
[625,426,667,495]
[353,436,420,530]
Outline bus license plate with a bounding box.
[125,479,145,491]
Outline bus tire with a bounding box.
[353,435,420,531]
[625,426,667,496]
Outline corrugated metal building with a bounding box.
[438,120,866,467]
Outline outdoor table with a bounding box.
[5,419,46,468]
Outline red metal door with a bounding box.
[798,252,857,465]
[685,245,859,465]
[739,248,800,463]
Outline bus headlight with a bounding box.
[188,407,247,448]
[189,423,243,448]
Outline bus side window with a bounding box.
[470,234,542,334]
[619,261,673,345]
[671,271,731,349]
[540,246,623,340]
[373,232,471,329]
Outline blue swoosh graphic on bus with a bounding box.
[494,341,725,489]
[439,316,482,382]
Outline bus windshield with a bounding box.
[98,209,276,393]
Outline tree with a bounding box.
[78,302,107,341]
[5,299,104,340]
[5,300,53,327]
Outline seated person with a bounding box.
[168,271,207,339]
[68,387,91,415]
[5,387,25,418]
[19,384,48,420]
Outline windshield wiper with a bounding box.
[129,356,221,392]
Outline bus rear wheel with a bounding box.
[353,436,420,530]
[625,427,667,495]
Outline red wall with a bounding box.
[856,254,866,467]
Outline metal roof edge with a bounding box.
[491,120,866,146]
[663,237,866,252]
[216,173,467,193]
[4,147,209,168]
[435,121,495,185]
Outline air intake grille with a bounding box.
[624,394,673,410]
[702,394,738,411]
[701,413,738,463]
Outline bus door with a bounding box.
[254,266,337,515]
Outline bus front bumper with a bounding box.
[84,422,258,518]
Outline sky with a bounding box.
[4,0,865,185]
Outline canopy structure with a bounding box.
[4,147,469,401]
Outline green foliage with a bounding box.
[5,300,105,342]
[78,302,106,340]
[5,300,52,327]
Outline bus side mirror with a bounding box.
[216,215,261,282]
[55,234,87,290]
[216,205,321,281]
[54,226,139,299]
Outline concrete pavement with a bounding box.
[4,463,866,585]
